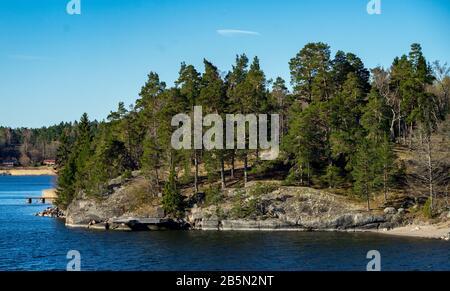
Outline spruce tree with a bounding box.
[328,72,366,184]
[138,72,166,187]
[376,134,396,202]
[162,169,184,217]
[352,139,378,211]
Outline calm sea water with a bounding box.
[0,175,449,271]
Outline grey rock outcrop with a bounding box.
[64,178,402,232]
[189,186,395,231]
[384,207,397,215]
[65,176,162,227]
[36,207,65,218]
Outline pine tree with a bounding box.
[361,88,391,143]
[328,73,366,179]
[361,88,396,202]
[407,44,439,211]
[55,130,72,168]
[226,54,249,180]
[284,102,328,185]
[271,77,290,141]
[376,135,396,202]
[56,113,92,208]
[55,155,76,208]
[289,42,332,103]
[162,169,184,217]
[390,55,414,142]
[199,59,227,189]
[247,56,269,163]
[138,72,166,188]
[73,113,93,192]
[88,127,129,194]
[352,139,378,211]
[176,63,201,193]
[332,51,371,93]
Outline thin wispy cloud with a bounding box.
[8,54,48,61]
[217,29,261,37]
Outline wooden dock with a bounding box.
[26,196,55,204]
[26,189,57,204]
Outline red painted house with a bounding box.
[42,159,56,166]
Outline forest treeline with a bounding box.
[37,42,450,215]
[0,123,79,166]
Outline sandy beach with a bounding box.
[0,167,56,176]
[42,188,57,199]
[369,222,450,240]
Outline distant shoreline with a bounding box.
[0,167,57,176]
[42,188,58,198]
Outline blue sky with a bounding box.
[1,0,449,128]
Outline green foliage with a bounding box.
[249,182,278,197]
[230,198,261,219]
[332,50,371,93]
[228,184,276,219]
[422,197,433,219]
[46,41,447,217]
[323,165,343,188]
[352,139,379,209]
[55,113,94,208]
[0,122,76,166]
[122,169,132,180]
[283,102,328,185]
[289,42,332,103]
[361,88,391,142]
[162,170,184,217]
[55,156,76,208]
[329,72,365,171]
[249,159,280,176]
[204,185,224,206]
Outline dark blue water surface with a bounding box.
[0,175,449,271]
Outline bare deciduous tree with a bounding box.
[371,67,401,140]
[408,123,450,213]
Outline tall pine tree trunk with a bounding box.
[366,192,371,211]
[383,168,388,203]
[408,122,413,148]
[220,157,226,190]
[398,108,402,143]
[194,150,199,194]
[307,163,311,186]
[299,164,304,185]
[365,166,371,211]
[404,125,408,144]
[328,161,333,189]
[244,153,248,185]
[231,154,235,179]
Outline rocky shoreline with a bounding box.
[38,177,450,241]
[36,207,65,218]
[38,206,450,241]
